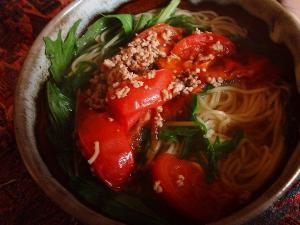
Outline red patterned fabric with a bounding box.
[0,1,299,225]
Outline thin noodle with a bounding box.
[194,84,287,193]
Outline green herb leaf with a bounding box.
[70,176,167,225]
[76,18,110,54]
[200,130,244,180]
[159,126,200,142]
[180,135,194,159]
[44,20,80,83]
[214,129,244,159]
[105,14,134,35]
[62,61,98,96]
[77,14,133,54]
[192,84,214,133]
[46,80,73,131]
[166,15,196,33]
[133,14,153,33]
[148,0,180,26]
[190,88,244,180]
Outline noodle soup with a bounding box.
[39,0,299,224]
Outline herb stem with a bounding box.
[166,121,197,127]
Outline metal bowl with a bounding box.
[14,0,300,224]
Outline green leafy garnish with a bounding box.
[46,80,73,131]
[192,84,214,133]
[133,14,153,33]
[63,61,98,96]
[76,14,134,54]
[70,177,166,225]
[44,20,81,83]
[166,15,196,33]
[148,0,180,26]
[159,126,200,142]
[191,86,244,179]
[106,14,134,35]
[200,130,244,180]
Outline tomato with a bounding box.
[172,32,235,60]
[118,110,148,132]
[135,23,184,55]
[196,54,280,83]
[152,153,236,222]
[76,95,134,190]
[158,32,236,74]
[161,95,193,121]
[107,69,174,127]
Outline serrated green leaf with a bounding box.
[44,20,80,83]
[46,80,73,131]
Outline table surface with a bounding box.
[0,0,299,225]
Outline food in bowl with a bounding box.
[42,0,297,224]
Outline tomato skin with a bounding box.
[107,69,174,127]
[76,96,134,190]
[118,110,148,132]
[158,32,236,74]
[152,153,236,222]
[196,54,280,83]
[161,95,193,121]
[171,32,236,60]
[135,23,184,55]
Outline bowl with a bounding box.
[14,0,300,224]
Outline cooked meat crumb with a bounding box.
[176,174,185,187]
[162,89,172,101]
[131,80,144,88]
[197,54,215,62]
[194,28,202,34]
[211,41,224,52]
[115,86,130,99]
[154,113,163,128]
[207,76,223,87]
[153,180,163,193]
[105,31,168,85]
[146,70,156,79]
[157,106,163,113]
[86,74,107,109]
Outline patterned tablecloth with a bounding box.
[0,1,299,225]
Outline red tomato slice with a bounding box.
[107,69,174,126]
[76,95,134,190]
[172,32,235,60]
[118,110,147,132]
[152,153,236,222]
[161,95,193,121]
[197,54,280,83]
[158,32,236,74]
[135,23,184,55]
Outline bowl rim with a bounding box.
[14,0,300,225]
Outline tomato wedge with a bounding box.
[152,153,236,222]
[135,23,184,55]
[172,32,235,60]
[158,32,236,74]
[195,53,280,83]
[76,95,134,189]
[161,95,193,121]
[107,69,174,128]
